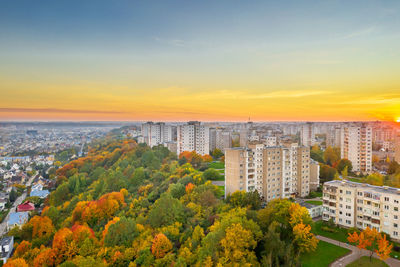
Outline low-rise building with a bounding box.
[7,211,29,230]
[300,202,323,219]
[0,236,14,264]
[323,180,400,241]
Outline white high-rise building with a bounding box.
[341,125,372,173]
[141,122,175,147]
[323,180,400,241]
[177,121,209,155]
[301,123,315,147]
[225,143,310,201]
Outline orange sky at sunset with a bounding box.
[1,1,400,122]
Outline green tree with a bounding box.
[203,168,221,181]
[148,193,185,228]
[104,217,139,247]
[336,159,353,173]
[211,149,224,159]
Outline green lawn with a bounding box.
[209,161,224,169]
[313,221,400,259]
[301,240,350,267]
[312,220,350,243]
[346,256,388,267]
[347,177,362,183]
[305,200,323,206]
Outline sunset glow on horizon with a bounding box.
[1,0,400,122]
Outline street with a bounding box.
[0,175,35,237]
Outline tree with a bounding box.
[336,159,353,173]
[151,233,172,259]
[323,146,340,166]
[219,223,258,265]
[3,258,29,267]
[319,164,338,183]
[203,168,221,181]
[388,161,400,175]
[148,193,185,228]
[169,183,186,199]
[362,173,384,186]
[9,189,18,202]
[211,149,224,159]
[104,217,139,247]
[348,227,393,262]
[292,223,318,254]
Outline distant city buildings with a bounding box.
[225,143,310,201]
[301,122,315,147]
[177,121,209,155]
[323,180,400,241]
[141,122,176,147]
[340,125,372,173]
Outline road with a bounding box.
[0,175,35,237]
[316,235,400,267]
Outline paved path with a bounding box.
[0,175,35,237]
[316,235,400,267]
[211,181,224,186]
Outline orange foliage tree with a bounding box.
[29,216,54,238]
[33,246,56,267]
[3,258,29,267]
[52,228,78,265]
[13,240,31,258]
[72,190,125,225]
[348,227,393,261]
[185,183,195,194]
[151,233,173,259]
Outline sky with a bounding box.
[1,0,400,122]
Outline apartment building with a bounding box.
[340,125,372,173]
[141,122,176,147]
[323,180,400,241]
[395,135,400,163]
[177,121,209,156]
[309,159,320,191]
[225,143,310,201]
[326,126,342,148]
[301,122,315,147]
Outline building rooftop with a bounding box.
[324,180,400,196]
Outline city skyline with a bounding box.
[1,0,400,122]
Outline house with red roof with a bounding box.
[17,201,35,212]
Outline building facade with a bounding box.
[225,143,310,201]
[177,121,210,156]
[323,180,400,241]
[141,122,176,147]
[340,125,372,173]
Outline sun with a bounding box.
[396,118,400,123]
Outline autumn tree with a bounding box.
[219,223,258,266]
[323,146,340,166]
[104,217,139,247]
[3,258,29,267]
[151,233,173,259]
[348,227,393,262]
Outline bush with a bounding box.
[321,226,336,233]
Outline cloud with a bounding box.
[195,89,332,100]
[340,26,376,40]
[0,108,124,114]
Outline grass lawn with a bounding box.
[305,200,323,206]
[312,220,349,243]
[346,256,388,267]
[209,161,224,169]
[301,240,350,267]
